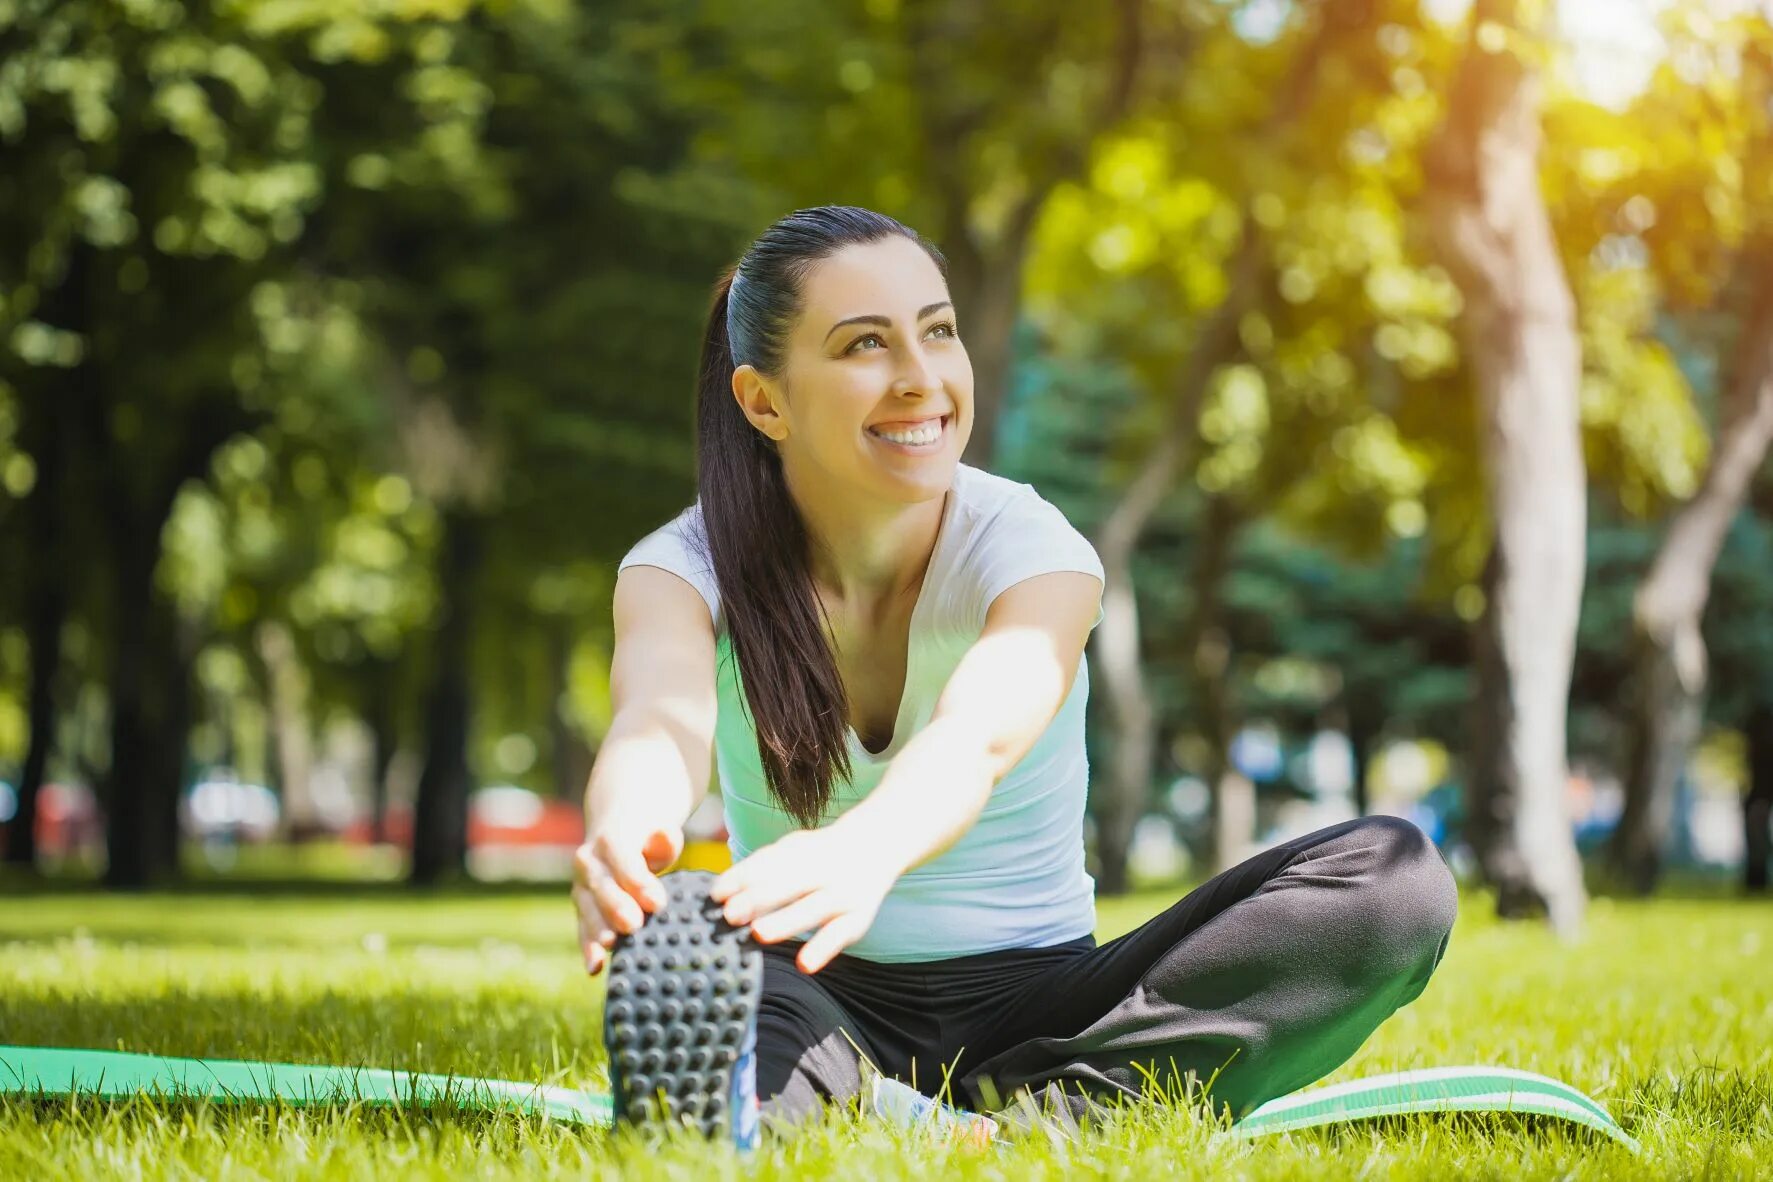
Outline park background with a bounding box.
[1,0,1771,1177]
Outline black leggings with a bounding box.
[756,814,1458,1128]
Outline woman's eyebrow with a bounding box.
[823,301,953,344]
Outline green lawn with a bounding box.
[1,879,1767,1180]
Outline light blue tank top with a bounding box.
[617,464,1106,962]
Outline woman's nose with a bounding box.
[893,344,941,395]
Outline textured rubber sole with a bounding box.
[604,870,762,1139]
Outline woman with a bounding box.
[572,205,1458,1144]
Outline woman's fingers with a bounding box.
[584,857,646,934]
[710,849,771,916]
[722,872,819,927]
[796,913,866,974]
[597,832,667,913]
[573,885,606,974]
[573,841,638,933]
[747,890,840,944]
[640,826,684,872]
[591,876,644,934]
[710,856,758,903]
[711,831,811,903]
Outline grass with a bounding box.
[0,877,1768,1180]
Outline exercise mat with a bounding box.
[1,1045,1638,1151]
[0,1044,612,1127]
[1223,1064,1640,1152]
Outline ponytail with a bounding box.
[694,270,852,826]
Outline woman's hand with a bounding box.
[710,825,903,974]
[571,816,683,975]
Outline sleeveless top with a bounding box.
[616,462,1105,961]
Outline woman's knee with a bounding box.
[1341,814,1458,977]
[756,954,870,1116]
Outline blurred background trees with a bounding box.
[1,0,1769,923]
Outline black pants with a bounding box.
[757,814,1458,1128]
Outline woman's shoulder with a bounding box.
[617,500,720,629]
[951,463,1085,540]
[945,465,1103,629]
[952,463,1043,523]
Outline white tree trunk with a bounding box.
[1425,0,1587,936]
[1616,264,1773,890]
[1090,240,1258,892]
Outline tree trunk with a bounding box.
[257,619,320,840]
[98,434,244,887]
[364,656,398,846]
[1424,0,1588,936]
[1184,500,1242,873]
[1084,11,1339,890]
[1088,239,1258,894]
[5,395,70,869]
[409,509,482,885]
[949,240,1028,468]
[1745,704,1771,893]
[8,589,62,870]
[1613,261,1773,892]
[103,542,192,888]
[39,242,248,886]
[1345,688,1381,817]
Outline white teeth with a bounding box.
[870,420,943,445]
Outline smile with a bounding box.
[866,415,949,450]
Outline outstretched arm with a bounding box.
[711,569,1103,972]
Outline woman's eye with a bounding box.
[847,323,956,353]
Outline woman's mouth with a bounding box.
[866,414,949,453]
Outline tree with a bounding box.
[1421,0,1587,934]
[278,2,741,880]
[1611,8,1773,892]
[0,0,349,883]
[1022,1,1465,886]
[1,376,73,868]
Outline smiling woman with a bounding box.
[714,210,976,827]
[571,206,1458,1150]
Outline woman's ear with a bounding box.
[732,364,788,442]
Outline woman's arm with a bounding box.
[572,565,719,973]
[829,568,1103,872]
[711,569,1103,972]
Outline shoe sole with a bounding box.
[604,869,762,1138]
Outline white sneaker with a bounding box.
[860,1061,1000,1147]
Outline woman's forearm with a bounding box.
[825,713,999,877]
[583,707,710,834]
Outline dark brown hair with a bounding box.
[693,205,948,826]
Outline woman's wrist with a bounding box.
[824,811,920,881]
[831,720,998,877]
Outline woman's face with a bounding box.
[733,236,973,504]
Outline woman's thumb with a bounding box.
[640,826,683,872]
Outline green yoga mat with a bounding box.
[0,1045,612,1128]
[1221,1064,1641,1153]
[0,1045,1638,1152]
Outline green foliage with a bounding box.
[1,0,1770,865]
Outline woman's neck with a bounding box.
[786,469,949,612]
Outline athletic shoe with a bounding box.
[861,1059,1001,1147]
[603,869,763,1148]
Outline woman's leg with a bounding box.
[954,814,1459,1125]
[755,948,883,1129]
